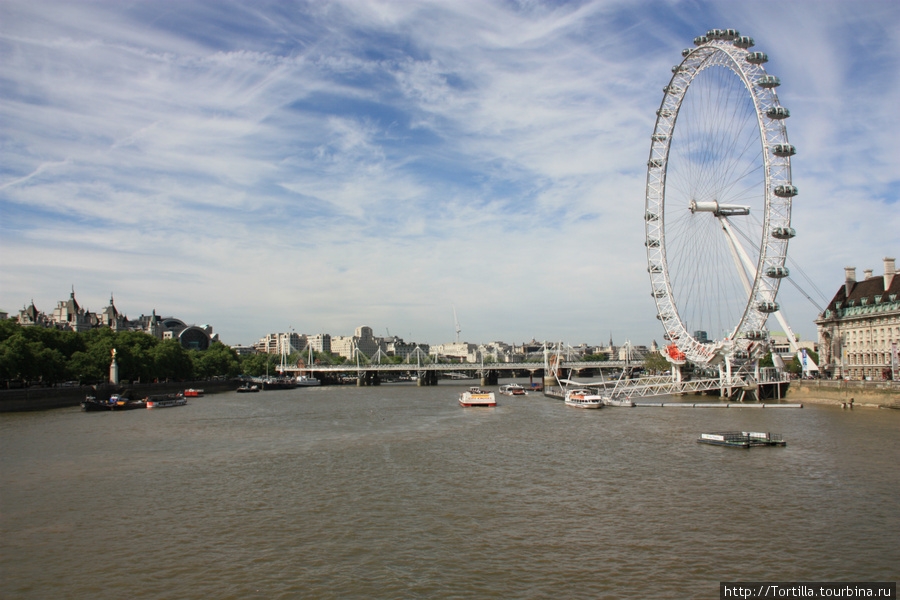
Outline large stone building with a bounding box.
[13,290,218,350]
[815,258,899,380]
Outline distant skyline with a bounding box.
[2,0,898,347]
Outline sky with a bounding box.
[1,0,898,348]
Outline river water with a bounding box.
[1,383,897,599]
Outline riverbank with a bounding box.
[786,380,899,408]
[0,379,239,412]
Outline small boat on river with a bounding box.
[237,383,260,393]
[81,394,146,411]
[698,431,786,448]
[499,384,527,396]
[146,393,187,409]
[184,388,204,397]
[564,389,605,409]
[459,387,496,407]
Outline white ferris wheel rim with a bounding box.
[645,29,795,366]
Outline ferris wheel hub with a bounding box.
[689,199,750,217]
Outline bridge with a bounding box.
[281,359,630,386]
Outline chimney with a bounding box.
[864,268,874,280]
[885,257,896,290]
[844,267,856,297]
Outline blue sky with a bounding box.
[2,0,898,347]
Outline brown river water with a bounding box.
[1,383,897,599]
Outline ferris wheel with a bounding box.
[645,29,796,367]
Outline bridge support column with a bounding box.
[481,370,498,386]
[417,370,439,386]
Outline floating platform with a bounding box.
[698,431,786,448]
[633,402,802,408]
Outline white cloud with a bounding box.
[1,0,897,348]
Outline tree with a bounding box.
[192,342,241,378]
[643,351,670,374]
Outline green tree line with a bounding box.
[0,320,244,385]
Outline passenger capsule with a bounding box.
[744,330,768,341]
[746,52,768,64]
[771,226,797,240]
[645,238,661,248]
[756,301,780,314]
[757,75,781,88]
[766,106,790,119]
[706,29,725,40]
[734,36,755,49]
[771,144,796,157]
[765,266,790,278]
[693,35,709,46]
[657,108,675,118]
[721,29,740,40]
[647,159,663,168]
[652,289,667,298]
[681,48,693,58]
[774,184,798,197]
[645,212,659,222]
[732,350,750,360]
[648,264,662,273]
[651,134,668,142]
[663,85,683,95]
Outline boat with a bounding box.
[146,393,187,409]
[184,388,204,397]
[294,374,320,387]
[604,395,634,407]
[499,383,527,396]
[459,387,496,407]
[697,431,786,448]
[236,383,260,393]
[81,394,146,411]
[564,389,605,409]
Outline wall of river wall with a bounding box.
[0,379,239,413]
[787,381,899,407]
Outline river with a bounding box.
[1,383,897,599]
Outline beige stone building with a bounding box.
[815,258,899,380]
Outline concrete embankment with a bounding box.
[0,379,239,413]
[786,381,899,408]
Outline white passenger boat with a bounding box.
[499,383,527,396]
[146,393,187,409]
[459,387,496,407]
[564,389,604,409]
[294,374,320,387]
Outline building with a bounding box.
[331,326,381,360]
[13,290,218,350]
[815,258,899,380]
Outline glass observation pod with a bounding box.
[757,301,780,314]
[645,238,661,248]
[774,184,799,197]
[657,108,675,118]
[645,211,659,222]
[765,266,790,278]
[648,264,663,273]
[663,85,683,94]
[648,158,664,168]
[767,106,791,119]
[744,330,768,341]
[651,134,668,142]
[772,143,796,157]
[652,289,667,298]
[732,350,750,360]
[757,75,781,88]
[693,35,708,46]
[734,36,755,49]
[746,52,768,64]
[706,29,725,39]
[772,226,797,239]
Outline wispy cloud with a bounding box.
[2,0,898,346]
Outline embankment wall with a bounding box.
[787,380,899,407]
[0,380,238,413]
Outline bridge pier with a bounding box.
[357,371,381,386]
[417,370,439,386]
[480,370,498,386]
